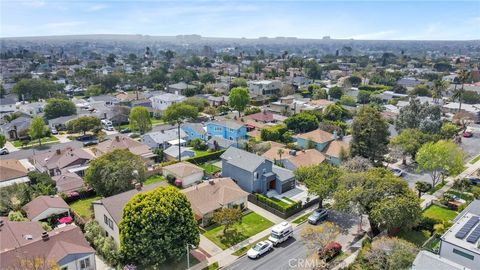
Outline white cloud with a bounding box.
[87,4,107,12]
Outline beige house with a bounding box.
[92,182,167,245]
[262,147,326,171]
[93,135,156,164]
[0,159,29,188]
[162,162,204,187]
[31,147,94,176]
[22,195,70,222]
[182,178,249,226]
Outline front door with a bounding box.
[269,180,276,190]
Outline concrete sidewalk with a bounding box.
[4,141,19,152]
[199,235,222,257]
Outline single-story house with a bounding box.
[162,162,204,187]
[94,135,156,163]
[0,159,29,188]
[0,97,16,113]
[247,111,277,123]
[207,136,236,150]
[221,147,295,195]
[141,129,187,149]
[31,147,94,177]
[164,146,195,161]
[0,116,31,140]
[22,195,70,222]
[181,178,249,226]
[52,172,86,193]
[0,218,96,270]
[324,140,350,165]
[93,182,167,245]
[295,129,335,152]
[182,123,207,141]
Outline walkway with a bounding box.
[4,141,19,152]
[199,235,223,256]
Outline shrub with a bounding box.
[84,220,120,266]
[166,174,176,184]
[415,216,437,232]
[8,210,28,221]
[244,107,261,115]
[254,193,301,213]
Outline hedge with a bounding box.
[255,193,301,212]
[358,84,391,92]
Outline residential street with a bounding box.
[224,211,366,270]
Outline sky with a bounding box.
[1,0,479,40]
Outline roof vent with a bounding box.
[41,231,49,241]
[209,180,215,185]
[24,234,33,240]
[56,149,61,155]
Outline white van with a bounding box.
[268,222,293,246]
[101,119,114,131]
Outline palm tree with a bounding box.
[277,148,285,161]
[452,69,470,111]
[432,80,448,104]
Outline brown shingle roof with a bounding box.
[22,196,69,221]
[94,135,153,157]
[95,181,167,224]
[325,140,349,158]
[0,159,28,182]
[288,149,326,168]
[181,178,249,216]
[163,162,204,178]
[0,218,94,269]
[32,147,93,170]
[247,111,275,123]
[296,129,334,144]
[52,172,85,193]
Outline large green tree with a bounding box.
[350,106,389,164]
[29,116,47,146]
[395,99,442,134]
[129,106,152,134]
[85,149,145,196]
[359,237,418,270]
[120,186,199,268]
[228,87,250,117]
[294,163,341,208]
[163,103,198,161]
[12,79,63,101]
[389,128,428,164]
[44,98,76,119]
[334,168,421,234]
[285,112,319,133]
[416,140,465,187]
[67,116,101,135]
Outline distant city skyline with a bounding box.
[1,0,479,40]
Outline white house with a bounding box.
[162,162,204,187]
[247,80,281,96]
[150,93,186,112]
[22,195,70,222]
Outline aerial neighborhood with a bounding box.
[1,34,480,270]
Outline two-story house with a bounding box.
[247,80,281,96]
[182,123,207,141]
[149,93,186,114]
[220,147,295,195]
[206,120,247,147]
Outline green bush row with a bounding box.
[255,193,301,212]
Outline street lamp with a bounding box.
[186,243,196,269]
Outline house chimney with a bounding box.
[135,182,142,191]
[209,179,215,185]
[41,231,49,241]
[115,136,120,142]
[56,149,61,155]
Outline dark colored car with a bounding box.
[318,241,342,261]
[468,177,480,186]
[76,135,99,146]
[308,208,328,225]
[120,128,131,134]
[463,131,473,138]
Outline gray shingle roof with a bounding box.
[182,123,206,135]
[208,120,244,130]
[272,165,294,183]
[221,147,266,171]
[164,146,194,158]
[143,129,187,143]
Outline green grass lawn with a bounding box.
[423,205,457,222]
[427,181,447,195]
[194,149,211,157]
[13,136,59,147]
[144,175,165,185]
[203,212,274,250]
[397,229,431,247]
[232,235,270,256]
[292,212,311,224]
[69,196,102,219]
[470,155,480,164]
[198,163,221,174]
[202,261,219,270]
[270,197,291,208]
[151,118,164,126]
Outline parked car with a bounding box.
[468,177,480,185]
[218,111,228,116]
[83,140,98,147]
[0,147,9,155]
[247,240,273,259]
[120,127,131,134]
[268,222,293,246]
[391,168,403,177]
[463,131,473,138]
[308,208,328,225]
[76,135,99,146]
[50,127,58,135]
[318,241,342,262]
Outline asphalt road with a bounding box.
[225,211,361,270]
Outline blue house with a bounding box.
[206,120,247,143]
[295,129,335,152]
[182,123,207,141]
[220,147,295,195]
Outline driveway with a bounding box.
[224,211,368,270]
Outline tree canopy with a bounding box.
[119,186,199,268]
[129,106,152,134]
[29,116,47,146]
[12,79,63,101]
[162,103,198,125]
[395,99,442,134]
[44,98,76,119]
[228,87,250,117]
[67,116,101,135]
[294,163,341,208]
[85,149,145,197]
[285,112,319,133]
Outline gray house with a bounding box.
[141,129,187,149]
[220,147,295,195]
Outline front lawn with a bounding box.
[203,211,273,250]
[423,205,457,222]
[470,155,480,164]
[69,196,102,219]
[151,118,164,126]
[13,136,59,147]
[198,163,221,174]
[396,228,431,247]
[144,175,165,185]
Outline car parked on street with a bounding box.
[76,135,99,146]
[468,177,480,185]
[247,240,273,259]
[120,127,131,134]
[308,208,328,225]
[0,147,9,155]
[268,222,293,246]
[318,241,342,262]
[463,131,473,138]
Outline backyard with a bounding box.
[422,205,458,222]
[144,174,165,185]
[198,162,221,174]
[69,196,102,220]
[202,211,273,250]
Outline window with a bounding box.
[104,214,108,225]
[104,215,113,229]
[79,258,90,269]
[453,248,474,260]
[61,267,68,270]
[108,218,113,229]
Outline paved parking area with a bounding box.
[459,130,480,159]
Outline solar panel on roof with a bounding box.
[455,216,480,239]
[466,223,480,243]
